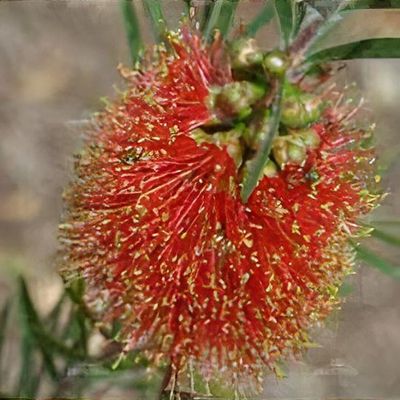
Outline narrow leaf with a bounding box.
[200,1,214,33]
[203,0,224,39]
[182,0,191,14]
[16,330,35,398]
[17,280,38,397]
[241,80,283,203]
[301,2,375,60]
[302,9,345,57]
[66,277,85,305]
[371,228,400,247]
[293,1,307,37]
[370,220,400,227]
[245,2,275,37]
[76,309,89,356]
[356,246,400,278]
[61,303,91,359]
[142,0,167,42]
[0,299,10,361]
[46,292,65,327]
[214,0,240,38]
[120,0,143,63]
[344,0,400,9]
[0,299,11,387]
[307,38,400,63]
[18,277,59,380]
[274,0,293,48]
[308,0,342,16]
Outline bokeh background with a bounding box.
[0,1,399,398]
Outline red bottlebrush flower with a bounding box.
[59,29,380,392]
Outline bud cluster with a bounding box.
[199,38,324,178]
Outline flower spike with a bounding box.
[59,26,381,394]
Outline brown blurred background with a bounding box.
[0,1,400,398]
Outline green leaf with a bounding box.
[120,0,143,64]
[0,299,11,387]
[16,327,35,398]
[200,1,213,33]
[204,0,239,39]
[274,0,293,48]
[301,2,347,57]
[274,0,308,48]
[307,0,341,16]
[293,1,307,37]
[356,246,400,278]
[241,80,284,203]
[245,2,275,37]
[60,301,92,359]
[0,299,10,361]
[371,228,400,247]
[142,0,167,42]
[182,0,191,14]
[371,220,400,227]
[17,280,39,397]
[46,292,66,329]
[66,276,85,305]
[18,277,59,381]
[307,38,400,63]
[344,0,400,9]
[204,0,224,39]
[76,308,89,356]
[215,0,240,38]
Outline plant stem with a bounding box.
[158,363,172,400]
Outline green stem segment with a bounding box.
[120,0,143,64]
[241,79,284,203]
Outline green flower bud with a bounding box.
[272,136,289,167]
[272,135,307,167]
[213,128,244,168]
[286,137,307,164]
[263,50,289,77]
[242,110,271,151]
[281,93,322,129]
[229,38,263,70]
[242,126,257,150]
[212,81,265,121]
[292,128,321,149]
[263,159,278,177]
[281,98,304,129]
[302,94,323,124]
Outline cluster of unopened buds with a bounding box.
[59,25,381,396]
[193,39,324,183]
